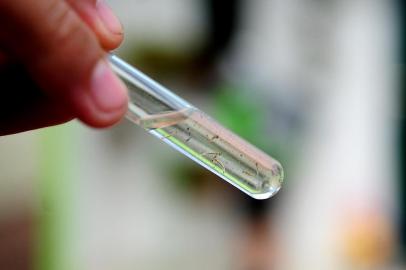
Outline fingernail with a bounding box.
[96,0,123,34]
[90,60,128,112]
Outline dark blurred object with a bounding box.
[0,213,34,270]
[199,0,242,67]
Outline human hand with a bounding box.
[0,0,128,136]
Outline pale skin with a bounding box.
[0,0,129,135]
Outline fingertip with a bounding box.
[100,31,124,51]
[90,60,128,112]
[96,0,123,35]
[67,0,124,50]
[95,0,124,50]
[78,103,127,128]
[71,59,128,128]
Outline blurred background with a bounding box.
[0,0,404,269]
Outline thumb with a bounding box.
[0,0,128,127]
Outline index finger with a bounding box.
[66,0,124,50]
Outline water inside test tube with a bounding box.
[129,107,283,199]
[109,55,283,199]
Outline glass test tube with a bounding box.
[109,55,284,199]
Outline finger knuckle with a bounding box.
[46,1,98,53]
